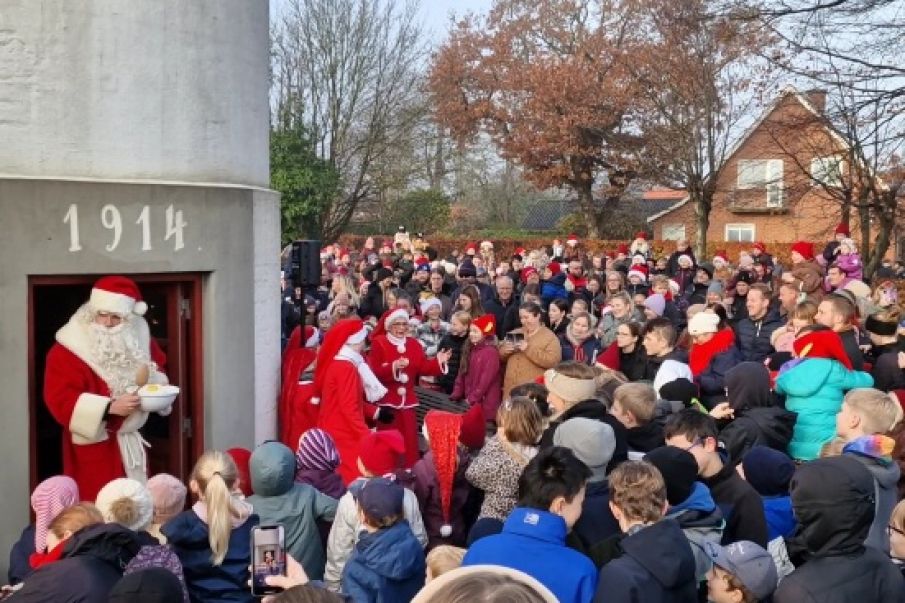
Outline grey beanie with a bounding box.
[553,418,615,482]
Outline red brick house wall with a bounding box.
[650,88,871,247]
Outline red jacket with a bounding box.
[316,358,375,484]
[368,335,444,409]
[451,338,502,421]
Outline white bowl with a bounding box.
[137,384,180,412]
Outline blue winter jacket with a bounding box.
[541,273,568,306]
[341,520,425,603]
[775,357,873,460]
[464,507,598,603]
[162,509,259,603]
[762,495,796,541]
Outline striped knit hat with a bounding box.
[31,475,79,552]
[296,428,341,472]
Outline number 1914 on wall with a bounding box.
[63,204,187,253]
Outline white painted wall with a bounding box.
[0,0,270,187]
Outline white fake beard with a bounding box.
[88,319,149,395]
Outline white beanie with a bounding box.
[687,311,720,336]
[95,478,154,531]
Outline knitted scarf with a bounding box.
[689,328,735,377]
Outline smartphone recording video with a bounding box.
[251,525,286,596]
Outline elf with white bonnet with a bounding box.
[44,276,171,500]
[368,309,452,468]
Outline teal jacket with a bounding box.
[775,358,873,461]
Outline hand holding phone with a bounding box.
[251,525,287,597]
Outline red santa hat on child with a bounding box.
[89,276,148,316]
[712,250,729,266]
[520,266,539,284]
[423,411,463,537]
[834,223,850,235]
[627,264,648,282]
[464,242,478,256]
[793,329,852,370]
[472,314,496,337]
[358,430,405,477]
[311,318,370,404]
[566,234,579,246]
[791,241,815,261]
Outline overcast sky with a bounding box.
[270,0,494,47]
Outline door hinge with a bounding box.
[182,417,192,437]
[181,299,191,320]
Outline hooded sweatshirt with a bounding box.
[843,435,901,554]
[248,442,339,580]
[666,482,724,582]
[776,455,903,603]
[341,520,426,603]
[593,519,698,603]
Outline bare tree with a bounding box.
[271,0,427,241]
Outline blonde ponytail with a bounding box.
[191,450,240,566]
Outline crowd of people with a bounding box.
[9,225,905,602]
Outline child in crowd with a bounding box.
[889,499,905,582]
[413,410,481,549]
[294,428,346,499]
[416,297,449,358]
[95,478,189,602]
[644,446,724,584]
[25,503,102,572]
[740,446,796,544]
[775,327,874,461]
[595,461,698,603]
[146,473,187,544]
[509,382,550,417]
[450,314,502,425]
[341,478,426,602]
[835,388,902,552]
[324,431,428,593]
[163,450,258,603]
[424,545,466,584]
[835,238,863,281]
[705,541,778,603]
[249,441,339,581]
[553,418,621,560]
[465,397,544,543]
[641,318,691,388]
[464,447,598,603]
[7,475,79,585]
[664,410,768,548]
[437,311,471,394]
[610,382,664,455]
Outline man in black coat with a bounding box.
[733,284,783,363]
[776,455,904,603]
[484,275,519,336]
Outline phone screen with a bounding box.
[251,525,286,596]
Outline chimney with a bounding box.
[804,89,827,113]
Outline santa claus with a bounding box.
[43,276,170,501]
[314,318,388,483]
[368,309,451,467]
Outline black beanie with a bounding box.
[644,446,699,506]
[742,445,795,496]
[659,378,699,407]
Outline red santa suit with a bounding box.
[368,310,446,467]
[43,277,170,502]
[314,319,388,484]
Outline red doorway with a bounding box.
[28,274,204,492]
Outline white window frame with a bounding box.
[725,223,756,242]
[661,223,686,241]
[737,159,784,190]
[810,155,844,188]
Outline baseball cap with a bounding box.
[704,541,778,600]
[356,477,404,520]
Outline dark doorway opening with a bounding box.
[29,274,204,492]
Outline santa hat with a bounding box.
[793,329,852,369]
[546,262,562,276]
[312,318,370,404]
[480,240,494,250]
[89,275,148,316]
[384,309,410,332]
[464,242,477,256]
[668,279,682,296]
[226,448,253,497]
[677,254,693,267]
[835,223,850,235]
[415,256,430,268]
[566,234,579,246]
[514,247,527,257]
[752,242,767,253]
[791,241,815,261]
[712,250,729,266]
[95,478,154,531]
[31,475,79,552]
[420,297,443,316]
[617,243,630,255]
[473,314,496,337]
[628,264,648,282]
[424,411,463,537]
[358,430,405,476]
[635,231,648,240]
[459,403,486,450]
[520,266,539,284]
